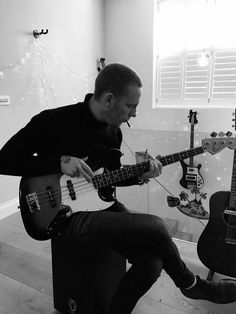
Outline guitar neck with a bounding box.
[92,146,205,189]
[189,124,194,166]
[160,146,204,166]
[229,150,236,208]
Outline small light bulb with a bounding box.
[198,53,209,67]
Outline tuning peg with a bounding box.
[218,131,225,137]
[226,131,233,137]
[210,131,217,137]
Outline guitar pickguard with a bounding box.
[59,170,115,213]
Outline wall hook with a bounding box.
[97,57,106,72]
[33,29,48,39]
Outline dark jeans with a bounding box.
[59,201,195,314]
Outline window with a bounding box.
[154,0,236,107]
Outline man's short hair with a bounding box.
[94,63,142,100]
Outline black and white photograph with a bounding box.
[0,0,236,313]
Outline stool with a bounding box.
[51,236,126,314]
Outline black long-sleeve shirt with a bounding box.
[0,94,140,185]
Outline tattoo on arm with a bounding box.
[61,155,71,163]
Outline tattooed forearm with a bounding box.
[61,155,71,163]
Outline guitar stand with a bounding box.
[206,269,215,281]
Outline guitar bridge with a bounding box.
[223,208,236,229]
[26,192,40,213]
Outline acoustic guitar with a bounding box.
[197,113,236,277]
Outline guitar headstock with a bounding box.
[188,109,198,125]
[202,132,236,154]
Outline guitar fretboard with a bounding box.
[92,146,205,189]
[229,150,236,209]
[190,124,195,166]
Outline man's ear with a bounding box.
[103,93,115,109]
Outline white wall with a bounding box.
[0,0,105,205]
[104,0,156,129]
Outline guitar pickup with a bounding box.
[26,192,40,213]
[66,180,76,200]
[186,175,197,181]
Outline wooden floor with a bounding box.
[0,211,236,314]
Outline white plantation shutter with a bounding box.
[157,54,183,101]
[156,48,236,107]
[184,50,210,101]
[212,49,236,100]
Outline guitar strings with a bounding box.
[26,140,229,214]
[32,179,95,208]
[226,208,236,242]
[26,142,215,203]
[30,143,209,203]
[26,162,148,209]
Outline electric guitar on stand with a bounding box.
[180,110,204,189]
[197,111,236,278]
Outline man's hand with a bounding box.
[136,151,162,183]
[141,156,162,182]
[60,155,94,183]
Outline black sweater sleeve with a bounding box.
[0,111,61,177]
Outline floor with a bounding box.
[0,211,236,314]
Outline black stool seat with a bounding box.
[51,236,126,314]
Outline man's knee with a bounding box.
[143,256,163,284]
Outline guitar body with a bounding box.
[19,171,115,241]
[19,149,122,241]
[179,160,204,189]
[197,191,236,277]
[20,173,62,241]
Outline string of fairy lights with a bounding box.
[0,37,96,111]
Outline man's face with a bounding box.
[108,85,142,126]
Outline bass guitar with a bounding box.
[19,136,236,241]
[180,110,204,189]
[197,116,236,277]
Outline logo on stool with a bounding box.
[68,298,78,313]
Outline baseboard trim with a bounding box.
[0,198,19,220]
